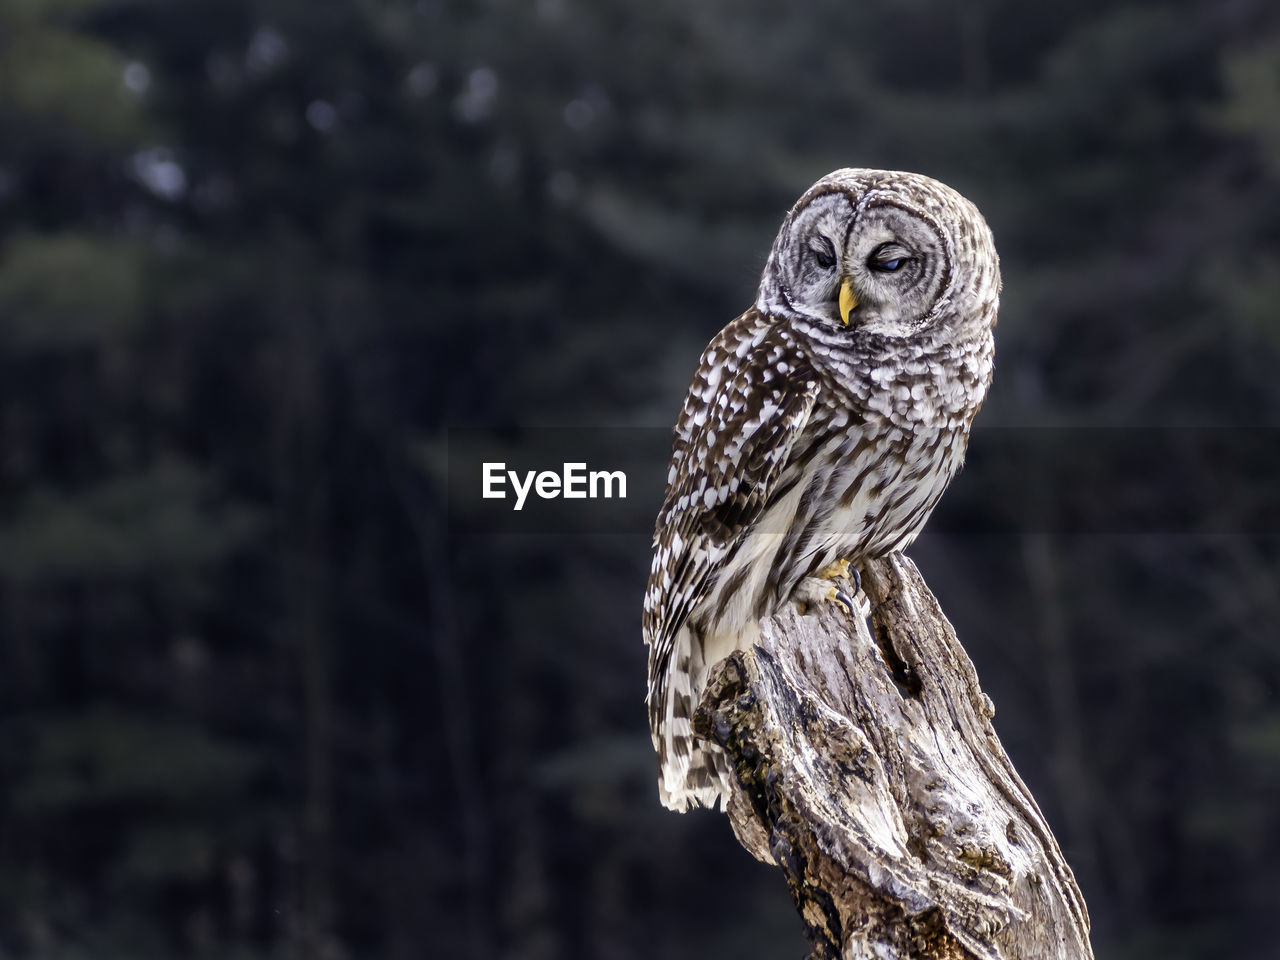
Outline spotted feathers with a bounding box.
[643,169,999,812]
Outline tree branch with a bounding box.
[692,553,1092,960]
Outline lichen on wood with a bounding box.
[692,553,1092,960]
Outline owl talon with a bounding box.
[816,558,851,581]
[792,570,868,619]
[833,587,856,616]
[834,582,871,619]
[847,566,862,598]
[816,558,862,597]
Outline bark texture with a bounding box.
[692,553,1092,960]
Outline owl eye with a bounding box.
[809,237,837,270]
[869,243,912,273]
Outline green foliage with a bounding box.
[0,26,145,147]
[1220,39,1280,174]
[0,461,258,582]
[14,708,259,813]
[0,234,144,351]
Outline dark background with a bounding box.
[2,1,1280,957]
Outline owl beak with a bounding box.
[838,276,859,326]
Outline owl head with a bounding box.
[755,169,1000,339]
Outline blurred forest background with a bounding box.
[2,0,1280,958]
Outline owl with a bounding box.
[643,168,1000,812]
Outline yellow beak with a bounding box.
[838,276,859,326]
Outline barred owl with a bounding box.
[643,169,999,812]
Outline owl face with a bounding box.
[756,169,997,340]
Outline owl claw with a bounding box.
[816,558,861,596]
[833,583,871,619]
[833,586,857,616]
[793,564,869,619]
[816,558,851,580]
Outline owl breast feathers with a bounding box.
[643,168,1000,812]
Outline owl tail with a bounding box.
[654,626,734,812]
[658,741,733,812]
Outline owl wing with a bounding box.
[643,322,819,731]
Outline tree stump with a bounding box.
[692,553,1092,960]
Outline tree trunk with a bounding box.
[692,553,1092,960]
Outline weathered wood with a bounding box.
[692,553,1092,960]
